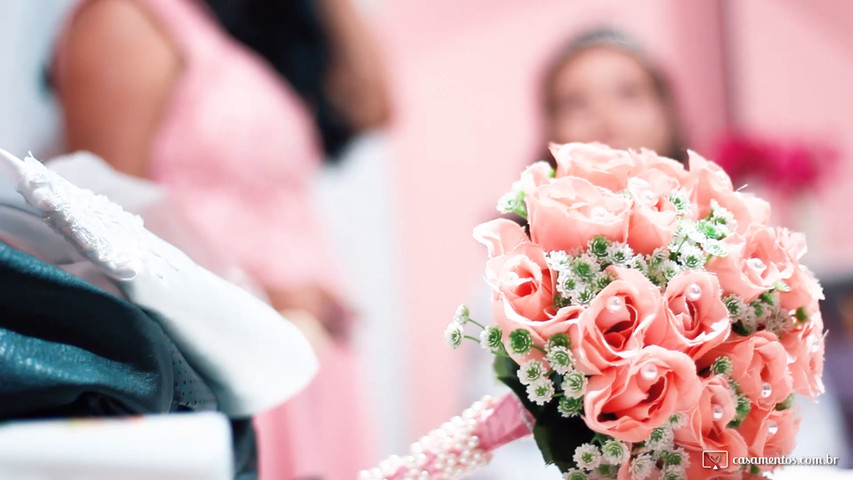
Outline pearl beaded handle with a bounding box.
[361,393,534,480]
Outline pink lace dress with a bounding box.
[54,0,373,478]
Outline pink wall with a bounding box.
[726,0,853,276]
[375,0,729,439]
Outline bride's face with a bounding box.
[546,46,673,155]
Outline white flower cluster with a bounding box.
[668,199,734,260]
[548,242,626,307]
[564,439,633,480]
[516,340,588,409]
[724,290,799,337]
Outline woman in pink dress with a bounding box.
[52,0,390,478]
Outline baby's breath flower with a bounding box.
[666,413,687,429]
[729,393,751,428]
[454,304,471,324]
[497,182,527,218]
[546,346,574,375]
[562,469,589,480]
[572,253,601,281]
[601,440,629,464]
[557,270,579,297]
[682,222,705,244]
[668,191,690,214]
[697,219,726,241]
[723,295,746,317]
[526,377,555,405]
[595,463,620,479]
[573,443,602,471]
[710,199,735,225]
[479,325,503,350]
[574,288,596,305]
[558,396,583,418]
[702,238,729,257]
[547,333,571,349]
[593,272,615,291]
[589,236,610,259]
[562,371,587,398]
[646,427,674,452]
[508,329,534,355]
[764,307,793,337]
[518,360,546,385]
[629,453,656,480]
[677,244,705,269]
[629,254,648,273]
[658,259,681,281]
[547,250,573,271]
[711,356,734,376]
[658,448,688,467]
[444,321,463,349]
[606,242,634,265]
[660,465,686,480]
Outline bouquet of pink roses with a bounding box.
[364,143,826,480]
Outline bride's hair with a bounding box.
[541,27,687,164]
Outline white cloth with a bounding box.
[0,148,318,417]
[0,412,234,480]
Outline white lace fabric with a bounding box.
[0,148,318,417]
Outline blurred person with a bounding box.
[542,28,686,163]
[51,0,390,478]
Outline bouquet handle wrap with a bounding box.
[361,393,533,480]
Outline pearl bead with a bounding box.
[747,257,766,274]
[641,363,658,380]
[760,382,772,398]
[642,189,657,205]
[768,420,779,435]
[712,404,724,420]
[358,470,372,480]
[686,283,702,301]
[591,206,608,220]
[607,296,625,312]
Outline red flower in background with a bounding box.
[713,133,838,194]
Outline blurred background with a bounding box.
[2,0,852,477]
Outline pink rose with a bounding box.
[625,175,679,254]
[738,405,800,464]
[707,225,795,302]
[549,142,638,191]
[567,266,663,375]
[518,161,554,193]
[646,271,731,359]
[779,305,825,399]
[674,375,748,466]
[685,150,771,230]
[526,176,631,253]
[700,331,793,411]
[774,228,824,310]
[632,148,690,185]
[473,218,529,258]
[491,302,584,364]
[584,345,702,442]
[484,242,554,322]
